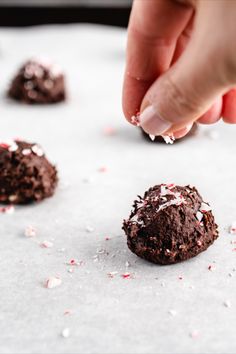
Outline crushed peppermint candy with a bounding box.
[121,273,132,279]
[103,126,116,136]
[0,142,10,149]
[0,205,15,214]
[189,330,199,339]
[0,140,18,152]
[85,226,94,233]
[229,222,236,234]
[98,166,107,173]
[45,276,62,289]
[168,309,177,317]
[162,135,175,144]
[196,211,203,222]
[149,134,155,141]
[67,259,84,266]
[200,202,212,213]
[41,240,53,248]
[22,148,31,156]
[108,271,118,278]
[208,265,216,271]
[61,328,70,338]
[130,184,186,225]
[24,225,37,237]
[196,202,211,222]
[130,113,140,126]
[157,192,185,213]
[96,248,108,255]
[64,310,72,316]
[31,144,44,157]
[8,142,18,152]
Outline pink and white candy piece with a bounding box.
[61,328,70,338]
[24,225,37,237]
[45,276,62,289]
[0,140,18,152]
[32,144,44,157]
[0,205,15,214]
[229,222,236,234]
[130,113,140,126]
[162,135,175,144]
[41,240,53,248]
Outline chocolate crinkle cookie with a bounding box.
[0,140,58,204]
[8,59,66,104]
[123,184,218,265]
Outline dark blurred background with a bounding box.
[0,0,132,27]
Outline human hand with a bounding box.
[122,0,236,139]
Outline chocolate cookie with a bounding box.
[123,184,218,265]
[8,59,65,104]
[0,140,58,204]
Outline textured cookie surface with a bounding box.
[8,59,65,104]
[123,184,218,265]
[0,140,58,204]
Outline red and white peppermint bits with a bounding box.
[121,273,131,279]
[45,276,62,289]
[22,148,31,156]
[0,205,15,214]
[98,166,107,173]
[162,135,175,145]
[130,113,140,127]
[229,222,236,234]
[0,140,18,152]
[41,240,53,248]
[103,126,116,136]
[32,144,44,157]
[24,225,37,237]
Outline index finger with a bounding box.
[122,0,193,122]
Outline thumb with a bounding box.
[139,32,230,136]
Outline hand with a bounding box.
[122,0,236,138]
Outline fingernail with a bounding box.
[139,106,172,136]
[173,123,193,139]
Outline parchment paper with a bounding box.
[0,24,236,354]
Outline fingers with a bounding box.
[173,123,193,139]
[173,17,223,127]
[222,89,236,123]
[171,14,194,65]
[122,0,193,122]
[139,4,231,136]
[197,97,222,124]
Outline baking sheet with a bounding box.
[0,24,236,354]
